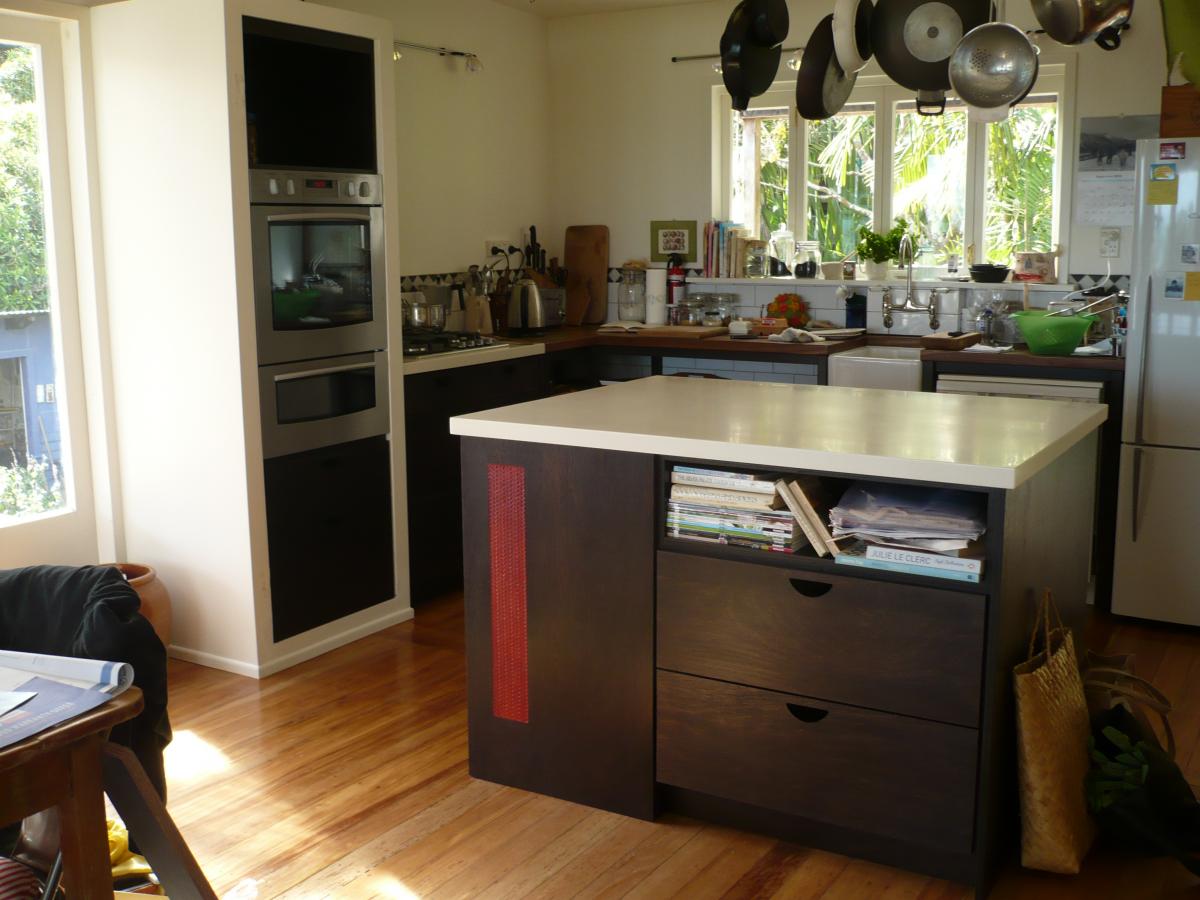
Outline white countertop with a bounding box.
[449,376,1107,489]
[402,340,544,376]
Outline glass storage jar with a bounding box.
[745,240,770,278]
[794,241,821,278]
[617,267,647,322]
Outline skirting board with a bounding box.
[169,606,415,679]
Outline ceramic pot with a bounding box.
[105,562,171,645]
[864,260,890,280]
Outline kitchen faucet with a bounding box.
[882,234,942,330]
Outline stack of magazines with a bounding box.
[666,466,800,553]
[829,482,987,582]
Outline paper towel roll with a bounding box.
[645,268,668,325]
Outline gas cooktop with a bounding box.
[402,329,505,357]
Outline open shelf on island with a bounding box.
[657,458,997,596]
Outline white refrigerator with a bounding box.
[1113,137,1200,625]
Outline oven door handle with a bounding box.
[261,211,371,224]
[275,362,376,383]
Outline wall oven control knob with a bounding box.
[285,179,296,196]
[267,177,280,195]
[358,181,371,199]
[344,181,356,198]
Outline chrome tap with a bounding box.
[882,234,942,330]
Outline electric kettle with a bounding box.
[507,276,548,333]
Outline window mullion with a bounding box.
[877,88,895,231]
[793,106,806,243]
[965,117,986,264]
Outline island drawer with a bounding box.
[656,551,985,726]
[656,670,978,853]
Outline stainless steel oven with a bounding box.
[258,351,389,458]
[251,177,385,366]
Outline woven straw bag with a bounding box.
[1013,589,1096,873]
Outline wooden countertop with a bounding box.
[920,347,1126,371]
[501,327,1126,370]
[509,326,867,356]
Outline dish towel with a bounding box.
[767,328,826,343]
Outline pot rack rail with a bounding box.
[393,39,483,71]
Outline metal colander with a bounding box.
[949,23,1039,110]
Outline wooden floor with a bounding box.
[163,596,1200,899]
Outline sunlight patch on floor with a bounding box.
[374,876,422,898]
[164,729,232,783]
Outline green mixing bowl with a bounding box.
[1011,310,1098,356]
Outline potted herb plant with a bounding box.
[856,219,910,281]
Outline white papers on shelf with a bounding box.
[830,483,986,543]
[0,650,133,695]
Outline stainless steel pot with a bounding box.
[1030,0,1133,46]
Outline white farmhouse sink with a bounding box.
[828,345,923,392]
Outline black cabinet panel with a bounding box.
[404,356,550,603]
[265,435,394,641]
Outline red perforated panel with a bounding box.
[488,463,529,723]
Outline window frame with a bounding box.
[718,61,1075,264]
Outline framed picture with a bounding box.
[650,220,697,263]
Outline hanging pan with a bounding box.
[871,0,993,114]
[1030,0,1132,48]
[949,22,1040,115]
[833,0,876,74]
[797,14,858,120]
[720,0,785,111]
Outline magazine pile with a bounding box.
[0,650,133,751]
[829,482,988,582]
[666,466,800,553]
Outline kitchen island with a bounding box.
[449,377,1107,895]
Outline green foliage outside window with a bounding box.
[0,45,48,314]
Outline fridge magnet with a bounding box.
[1148,162,1179,205]
[650,220,697,263]
[1186,272,1200,301]
[1165,274,1185,300]
[1184,244,1200,265]
[1160,141,1187,160]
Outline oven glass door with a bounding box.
[253,206,387,364]
[259,352,389,458]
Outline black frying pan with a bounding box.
[871,0,991,93]
[721,1,784,112]
[797,15,857,120]
[747,0,789,46]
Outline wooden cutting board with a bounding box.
[634,325,728,338]
[564,225,610,325]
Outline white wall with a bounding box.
[546,0,1168,277]
[315,0,550,276]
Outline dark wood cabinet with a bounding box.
[460,438,656,819]
[657,551,986,726]
[657,670,979,852]
[404,356,551,603]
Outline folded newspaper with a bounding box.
[0,651,132,751]
[0,650,133,694]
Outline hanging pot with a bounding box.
[949,23,1040,109]
[797,15,858,120]
[747,0,789,47]
[871,0,992,92]
[721,1,783,111]
[833,0,875,74]
[1030,0,1133,47]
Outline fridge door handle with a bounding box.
[1134,275,1151,445]
[1131,447,1144,543]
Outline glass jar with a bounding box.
[794,241,820,279]
[617,267,646,322]
[769,229,795,270]
[745,241,769,278]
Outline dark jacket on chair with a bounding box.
[0,564,172,798]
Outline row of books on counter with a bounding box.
[666,465,987,582]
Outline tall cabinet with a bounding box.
[89,0,410,677]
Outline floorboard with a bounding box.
[161,595,1200,899]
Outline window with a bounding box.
[721,67,1071,268]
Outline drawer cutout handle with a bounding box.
[786,703,829,724]
[789,578,833,598]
